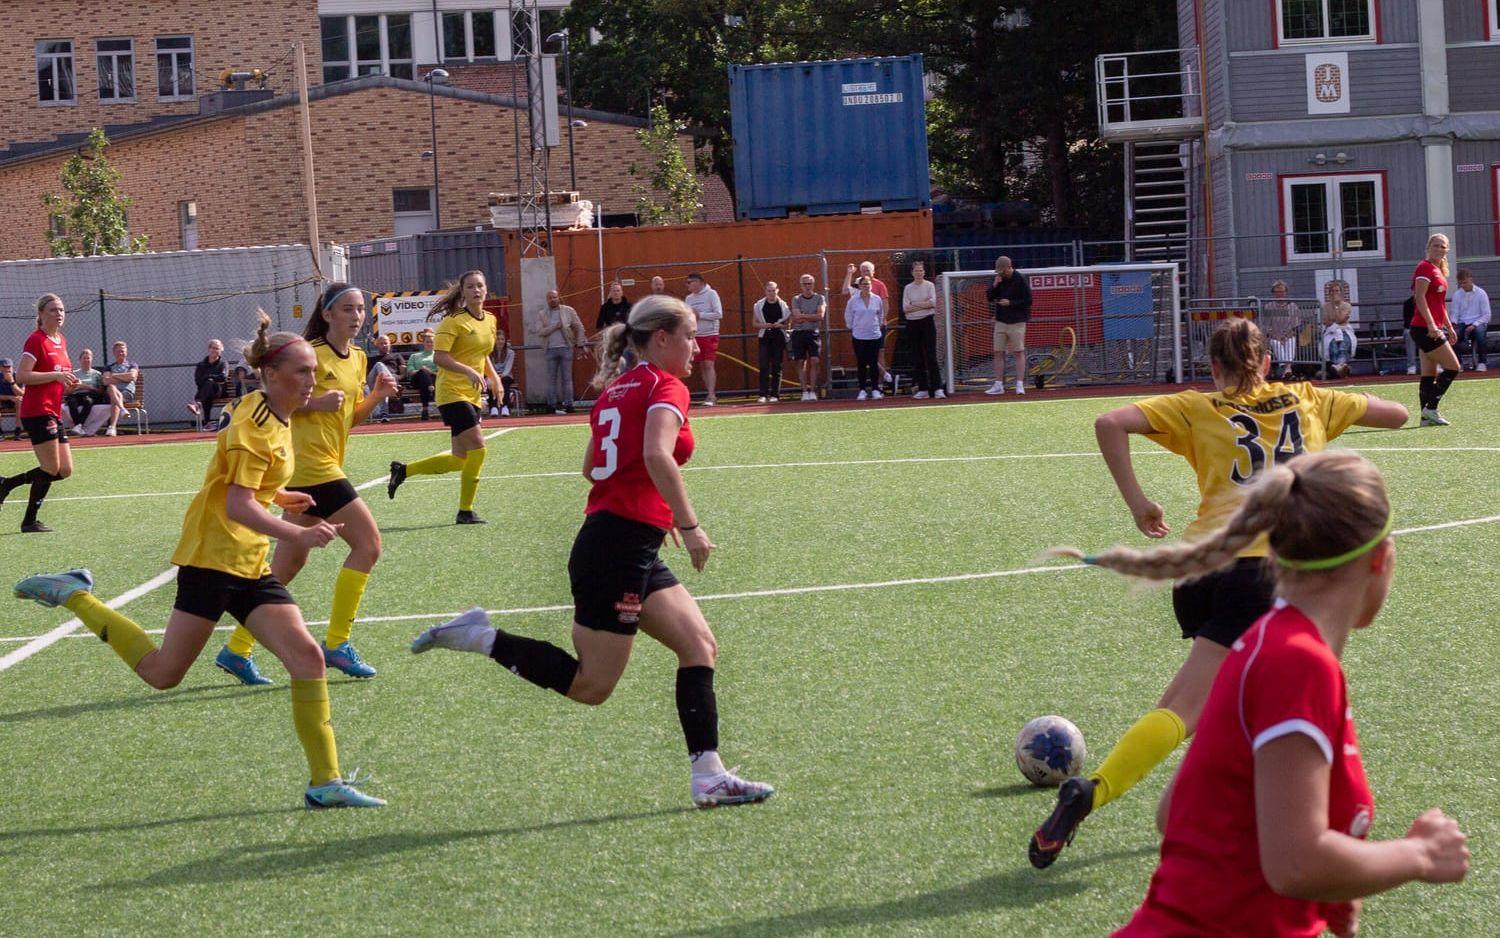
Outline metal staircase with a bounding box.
[1125,141,1191,273]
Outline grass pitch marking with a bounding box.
[0,428,517,673]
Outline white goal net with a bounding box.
[937,262,1182,392]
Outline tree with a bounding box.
[41,128,147,257]
[631,105,704,225]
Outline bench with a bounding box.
[120,370,149,434]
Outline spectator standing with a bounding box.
[843,261,893,387]
[537,289,587,414]
[187,339,229,425]
[985,256,1032,395]
[904,261,944,399]
[406,329,437,420]
[1321,286,1357,379]
[597,281,632,332]
[0,358,21,440]
[752,280,789,402]
[650,275,668,296]
[845,276,886,400]
[65,348,106,433]
[1451,268,1491,372]
[100,340,138,436]
[1260,280,1302,380]
[367,333,405,421]
[684,273,723,405]
[789,275,826,402]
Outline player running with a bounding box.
[0,294,80,533]
[1029,317,1407,869]
[14,312,384,808]
[386,269,501,524]
[215,283,400,685]
[410,295,775,808]
[1083,452,1469,935]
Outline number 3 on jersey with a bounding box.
[591,407,622,481]
[1228,411,1304,485]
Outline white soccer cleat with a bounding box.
[411,606,495,655]
[1419,407,1450,427]
[984,381,1004,395]
[692,767,775,808]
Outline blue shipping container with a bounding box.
[729,56,930,220]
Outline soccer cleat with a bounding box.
[305,778,386,809]
[1029,775,1095,869]
[692,767,775,808]
[14,568,94,608]
[984,381,1005,396]
[323,641,376,679]
[1420,407,1451,427]
[386,461,407,500]
[214,646,274,685]
[455,510,487,525]
[21,520,54,533]
[411,606,494,655]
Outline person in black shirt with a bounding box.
[752,280,790,402]
[597,280,632,333]
[984,256,1033,396]
[187,339,229,423]
[367,334,406,421]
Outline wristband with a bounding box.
[676,522,699,531]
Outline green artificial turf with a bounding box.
[0,383,1495,935]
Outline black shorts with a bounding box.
[21,414,67,446]
[173,565,296,625]
[789,331,821,360]
[1171,557,1275,648]
[287,478,359,520]
[568,511,679,635]
[1408,325,1449,355]
[439,400,481,437]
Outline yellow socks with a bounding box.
[290,677,341,786]
[65,592,157,670]
[459,447,486,511]
[1088,707,1188,811]
[324,567,369,650]
[226,624,256,657]
[406,451,467,476]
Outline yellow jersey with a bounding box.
[289,339,367,486]
[171,391,293,580]
[433,310,497,407]
[1135,381,1368,556]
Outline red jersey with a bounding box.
[1115,603,1373,938]
[585,362,695,529]
[18,329,70,418]
[1411,260,1449,328]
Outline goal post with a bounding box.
[937,262,1182,393]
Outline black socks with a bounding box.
[1433,368,1457,404]
[488,629,580,695]
[3,468,57,523]
[676,665,719,755]
[1419,376,1436,410]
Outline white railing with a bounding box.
[1095,48,1202,140]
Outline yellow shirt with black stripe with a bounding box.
[289,339,367,486]
[171,390,293,580]
[1134,381,1368,557]
[433,310,497,407]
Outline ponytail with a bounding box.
[1210,317,1267,396]
[241,309,305,372]
[592,323,633,389]
[590,295,693,390]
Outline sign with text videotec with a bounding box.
[372,293,441,346]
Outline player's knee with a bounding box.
[53,466,72,480]
[281,634,326,679]
[678,629,717,668]
[351,536,381,567]
[571,679,615,706]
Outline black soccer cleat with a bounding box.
[386,461,406,500]
[1029,775,1095,869]
[21,520,54,534]
[455,510,486,525]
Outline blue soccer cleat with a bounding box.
[324,641,377,679]
[305,778,386,809]
[14,568,94,608]
[411,606,494,655]
[214,645,274,686]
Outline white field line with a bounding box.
[0,428,517,672]
[8,511,1500,645]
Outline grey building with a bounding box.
[1098,0,1500,332]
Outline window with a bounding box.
[444,10,503,61]
[179,201,198,251]
[1280,172,1387,261]
[36,40,75,104]
[1490,0,1500,41]
[393,188,435,236]
[1276,0,1376,45]
[96,38,135,102]
[156,36,194,99]
[321,15,413,81]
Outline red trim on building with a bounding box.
[1491,165,1500,257]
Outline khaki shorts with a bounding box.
[993,322,1026,352]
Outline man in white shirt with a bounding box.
[684,272,723,405]
[1452,267,1491,372]
[902,261,944,399]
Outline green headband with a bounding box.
[1275,513,1394,571]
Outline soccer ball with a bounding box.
[1015,715,1086,787]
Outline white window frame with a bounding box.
[1280,172,1386,262]
[36,39,76,105]
[443,10,504,61]
[392,187,436,236]
[96,38,135,103]
[1489,0,1500,41]
[322,14,413,81]
[1275,0,1378,46]
[155,36,194,100]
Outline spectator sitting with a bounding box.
[0,357,25,441]
[187,339,229,424]
[491,330,518,416]
[64,348,107,433]
[405,329,437,420]
[1261,280,1302,380]
[1321,287,1356,379]
[100,340,138,436]
[1452,267,1491,372]
[597,280,632,332]
[228,364,258,399]
[367,333,406,421]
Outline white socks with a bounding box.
[691,750,726,777]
